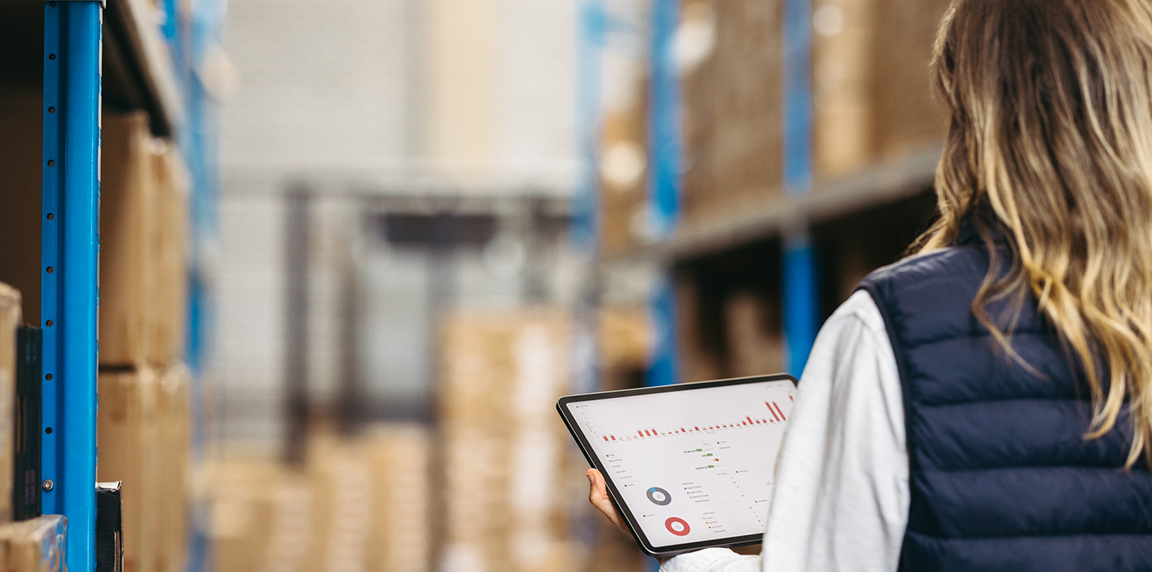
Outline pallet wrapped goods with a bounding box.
[0,284,19,524]
[438,310,584,572]
[0,515,66,572]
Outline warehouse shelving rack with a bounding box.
[5,0,218,570]
[628,0,943,386]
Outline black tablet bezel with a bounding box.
[556,373,798,557]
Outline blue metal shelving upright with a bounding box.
[781,0,819,378]
[646,0,681,390]
[41,2,103,571]
[644,0,820,385]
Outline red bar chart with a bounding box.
[599,400,791,442]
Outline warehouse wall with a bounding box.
[221,0,418,176]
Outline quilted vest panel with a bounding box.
[859,245,1152,572]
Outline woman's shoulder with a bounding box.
[858,245,989,299]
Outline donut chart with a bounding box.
[646,487,672,506]
[665,517,691,536]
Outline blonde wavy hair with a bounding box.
[916,0,1152,466]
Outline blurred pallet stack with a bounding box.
[205,425,433,572]
[95,110,192,572]
[437,310,585,572]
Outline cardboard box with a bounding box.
[437,310,579,572]
[363,425,432,572]
[871,0,950,158]
[0,514,66,572]
[155,365,190,572]
[206,426,436,572]
[204,460,313,572]
[812,0,877,177]
[97,368,158,572]
[723,290,784,377]
[147,146,189,367]
[679,0,785,226]
[0,94,43,326]
[0,284,21,525]
[100,112,155,367]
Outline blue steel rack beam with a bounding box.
[42,2,102,571]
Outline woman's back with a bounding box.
[861,235,1152,571]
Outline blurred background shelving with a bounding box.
[0,0,954,571]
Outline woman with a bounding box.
[588,0,1152,570]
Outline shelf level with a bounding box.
[103,0,183,137]
[610,144,943,265]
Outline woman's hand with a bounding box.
[587,469,629,534]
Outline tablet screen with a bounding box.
[564,378,796,550]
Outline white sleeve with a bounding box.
[658,291,909,572]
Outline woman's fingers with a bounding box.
[587,468,630,533]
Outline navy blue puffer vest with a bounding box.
[858,241,1152,572]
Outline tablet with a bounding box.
[557,374,797,556]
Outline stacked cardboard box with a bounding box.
[723,291,784,378]
[207,425,434,572]
[677,0,949,219]
[97,368,159,572]
[871,0,951,159]
[101,112,156,366]
[97,365,192,572]
[148,144,190,367]
[812,0,876,177]
[0,514,66,572]
[437,310,583,572]
[97,110,193,572]
[679,0,785,225]
[0,285,19,524]
[204,459,309,572]
[100,111,190,368]
[155,366,190,572]
[362,425,432,572]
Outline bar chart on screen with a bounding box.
[597,398,793,442]
[565,379,795,547]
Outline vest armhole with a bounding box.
[856,282,917,569]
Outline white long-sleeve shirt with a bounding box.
[660,291,910,572]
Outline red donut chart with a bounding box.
[665,517,691,536]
